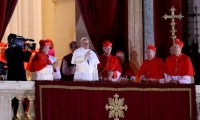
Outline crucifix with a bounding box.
[194,5,200,44]
[162,6,184,43]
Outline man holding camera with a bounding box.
[5,40,32,81]
[30,39,57,80]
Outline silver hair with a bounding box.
[80,37,89,43]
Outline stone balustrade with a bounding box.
[0,81,35,120]
[0,81,200,120]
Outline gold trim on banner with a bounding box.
[39,85,192,120]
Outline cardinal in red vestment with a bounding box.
[164,39,195,84]
[138,44,164,83]
[98,40,122,82]
[0,42,7,63]
[30,39,54,80]
[115,50,136,82]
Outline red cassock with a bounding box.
[98,55,122,78]
[30,51,52,72]
[138,57,164,80]
[24,50,39,71]
[0,56,6,63]
[121,62,135,77]
[164,53,195,76]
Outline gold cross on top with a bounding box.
[162,6,184,43]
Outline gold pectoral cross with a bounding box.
[174,67,178,73]
[174,57,179,74]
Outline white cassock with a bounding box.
[71,47,100,81]
[48,55,61,80]
[31,65,54,80]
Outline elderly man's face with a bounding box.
[103,46,112,56]
[170,46,174,55]
[173,44,182,56]
[81,39,90,49]
[116,52,125,63]
[42,46,50,54]
[146,49,155,60]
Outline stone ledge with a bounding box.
[0,81,35,90]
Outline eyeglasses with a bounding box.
[83,42,90,45]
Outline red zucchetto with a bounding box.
[147,44,156,51]
[174,39,184,48]
[102,40,112,47]
[39,39,51,46]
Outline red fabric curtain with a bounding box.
[154,0,182,58]
[76,0,128,57]
[0,0,18,41]
[35,81,196,120]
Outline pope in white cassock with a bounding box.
[71,37,100,81]
[30,39,57,80]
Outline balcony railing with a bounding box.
[0,81,35,120]
[1,81,200,120]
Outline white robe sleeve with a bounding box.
[111,71,121,82]
[164,73,172,83]
[178,75,191,84]
[53,67,61,79]
[61,59,68,76]
[71,49,86,64]
[164,73,191,84]
[48,55,61,79]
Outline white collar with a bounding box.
[81,47,90,52]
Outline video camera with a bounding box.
[7,33,36,50]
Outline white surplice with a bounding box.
[31,65,54,80]
[71,47,100,81]
[31,55,59,81]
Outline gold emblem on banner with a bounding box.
[105,94,128,120]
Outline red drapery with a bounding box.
[76,0,128,57]
[0,0,18,41]
[35,81,196,120]
[154,0,182,58]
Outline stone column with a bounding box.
[128,0,143,71]
[2,0,42,47]
[194,0,200,53]
[27,96,36,120]
[143,0,155,57]
[0,95,14,120]
[16,96,25,120]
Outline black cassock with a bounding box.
[5,46,31,81]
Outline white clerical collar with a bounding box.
[81,47,90,52]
